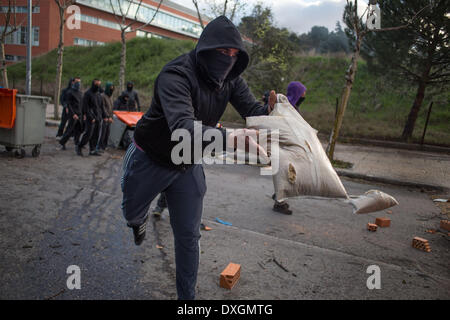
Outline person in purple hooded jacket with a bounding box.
[287,81,307,113]
[269,81,307,215]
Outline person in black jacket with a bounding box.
[113,93,130,111]
[58,77,83,150]
[56,77,75,138]
[121,16,276,300]
[77,79,106,156]
[121,81,140,111]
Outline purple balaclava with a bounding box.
[286,81,307,107]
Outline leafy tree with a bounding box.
[358,0,449,141]
[108,0,164,92]
[238,4,294,93]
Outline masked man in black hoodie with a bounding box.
[121,16,276,300]
[59,77,83,150]
[121,81,140,111]
[56,77,75,138]
[77,79,106,156]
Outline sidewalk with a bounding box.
[332,142,450,192]
[46,104,450,192]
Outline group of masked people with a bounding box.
[56,79,141,156]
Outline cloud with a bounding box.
[171,0,370,35]
[271,0,348,34]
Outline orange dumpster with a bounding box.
[0,88,17,129]
[113,111,144,127]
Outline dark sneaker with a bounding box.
[152,205,165,218]
[89,150,102,156]
[75,145,83,156]
[127,216,148,246]
[57,143,66,151]
[273,201,292,215]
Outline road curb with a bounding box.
[45,119,59,127]
[336,170,448,193]
[318,134,450,154]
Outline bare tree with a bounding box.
[191,0,204,30]
[108,0,164,92]
[191,0,245,25]
[53,0,76,120]
[0,0,39,88]
[326,0,430,160]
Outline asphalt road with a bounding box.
[0,127,449,300]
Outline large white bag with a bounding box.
[246,94,398,214]
[246,94,348,200]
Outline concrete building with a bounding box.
[1,0,207,63]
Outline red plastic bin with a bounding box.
[0,88,17,129]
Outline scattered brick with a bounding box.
[220,262,241,290]
[440,220,450,232]
[412,237,431,252]
[375,217,391,228]
[367,223,378,232]
[425,229,436,234]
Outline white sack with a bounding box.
[246,94,347,200]
[349,190,399,214]
[246,94,398,214]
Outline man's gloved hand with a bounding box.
[267,90,277,114]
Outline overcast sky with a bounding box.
[172,0,370,34]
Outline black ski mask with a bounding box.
[72,81,81,91]
[202,50,237,88]
[296,96,306,107]
[127,82,133,92]
[92,82,100,93]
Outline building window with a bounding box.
[77,13,121,30]
[4,55,25,62]
[74,38,105,46]
[136,30,164,39]
[0,26,39,46]
[0,6,39,13]
[76,0,203,37]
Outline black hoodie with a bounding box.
[66,84,83,117]
[60,78,74,107]
[134,16,268,170]
[82,80,105,121]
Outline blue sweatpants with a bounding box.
[121,142,206,300]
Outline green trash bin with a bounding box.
[0,94,50,158]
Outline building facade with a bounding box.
[1,0,206,63]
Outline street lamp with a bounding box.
[25,0,32,95]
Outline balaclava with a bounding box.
[126,81,133,92]
[91,80,100,93]
[72,80,81,91]
[105,82,114,97]
[201,50,237,89]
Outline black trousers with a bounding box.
[59,117,82,146]
[56,107,69,137]
[98,121,111,150]
[79,119,100,152]
[121,143,206,300]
